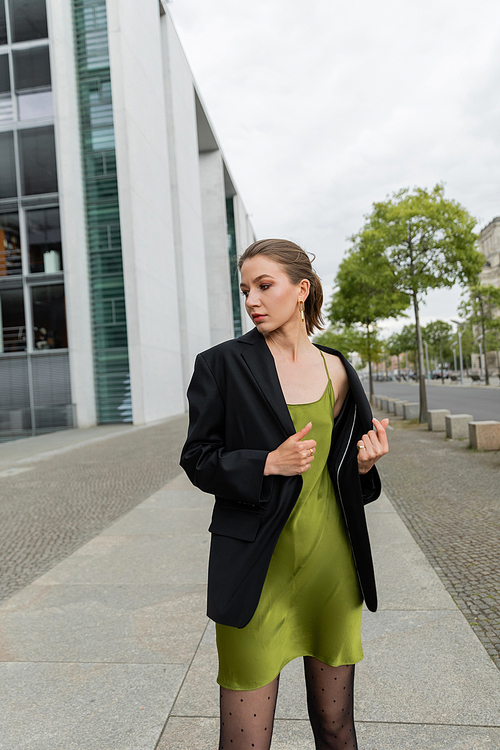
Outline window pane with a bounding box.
[0,131,17,198]
[18,126,58,195]
[0,212,21,276]
[13,46,51,90]
[0,282,26,353]
[18,89,52,120]
[27,207,62,274]
[32,283,67,349]
[8,0,48,43]
[0,1,6,45]
[0,54,13,123]
[0,55,10,94]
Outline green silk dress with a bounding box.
[216,352,363,690]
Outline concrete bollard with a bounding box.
[395,401,407,416]
[374,396,382,408]
[384,397,396,412]
[468,421,500,450]
[445,414,473,440]
[391,399,403,414]
[403,402,419,420]
[380,398,389,410]
[426,409,451,432]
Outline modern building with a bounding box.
[0,0,255,442]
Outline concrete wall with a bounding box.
[47,0,96,427]
[106,0,184,423]
[161,13,211,389]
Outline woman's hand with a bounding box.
[357,417,389,475]
[264,422,316,476]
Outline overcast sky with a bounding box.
[169,0,500,334]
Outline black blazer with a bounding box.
[180,327,381,628]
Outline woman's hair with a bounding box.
[238,239,324,336]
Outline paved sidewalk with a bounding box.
[0,472,499,749]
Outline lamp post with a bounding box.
[451,319,465,385]
[451,342,457,375]
[475,334,484,379]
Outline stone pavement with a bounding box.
[0,416,188,604]
[0,455,499,747]
[373,406,500,670]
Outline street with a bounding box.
[367,380,500,421]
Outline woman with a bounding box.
[180,239,389,750]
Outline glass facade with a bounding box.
[226,197,242,337]
[0,0,72,441]
[72,0,131,423]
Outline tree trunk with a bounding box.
[439,341,444,384]
[413,291,428,422]
[481,313,489,386]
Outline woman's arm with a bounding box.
[180,354,273,507]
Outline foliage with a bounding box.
[353,183,482,418]
[422,320,453,362]
[315,324,385,365]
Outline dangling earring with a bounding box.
[298,300,305,323]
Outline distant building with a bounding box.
[0,0,255,442]
[479,217,500,289]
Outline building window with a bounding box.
[8,0,48,43]
[0,130,17,198]
[27,207,63,274]
[18,125,58,195]
[0,53,13,122]
[13,46,53,121]
[0,211,21,277]
[0,0,7,45]
[31,282,67,349]
[0,281,26,353]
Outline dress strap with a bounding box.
[319,350,332,386]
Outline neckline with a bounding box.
[287,379,332,407]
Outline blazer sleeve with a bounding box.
[179,353,274,508]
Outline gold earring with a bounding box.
[298,300,305,323]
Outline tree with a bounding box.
[459,284,500,383]
[326,247,410,400]
[316,324,386,373]
[354,184,482,421]
[386,324,417,379]
[423,320,453,381]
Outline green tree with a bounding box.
[316,324,386,375]
[326,247,410,400]
[354,184,482,420]
[459,284,500,383]
[386,324,417,379]
[423,320,453,380]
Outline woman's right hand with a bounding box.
[264,422,316,476]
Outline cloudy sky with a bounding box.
[169,0,500,334]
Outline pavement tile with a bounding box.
[0,661,186,750]
[137,488,213,508]
[30,534,210,586]
[358,609,500,725]
[367,507,456,611]
[0,583,207,664]
[100,506,212,536]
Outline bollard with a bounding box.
[445,414,473,440]
[395,401,407,417]
[403,402,419,420]
[426,409,451,432]
[468,421,500,450]
[391,399,403,414]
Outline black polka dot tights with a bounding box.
[218,659,358,750]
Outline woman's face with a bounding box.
[240,256,307,333]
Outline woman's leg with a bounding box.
[218,675,280,750]
[303,657,358,750]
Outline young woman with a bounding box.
[180,239,389,750]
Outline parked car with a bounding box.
[430,368,451,379]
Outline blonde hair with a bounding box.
[238,239,324,336]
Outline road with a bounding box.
[367,381,500,421]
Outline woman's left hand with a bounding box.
[357,417,389,475]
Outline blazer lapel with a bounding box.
[239,328,296,438]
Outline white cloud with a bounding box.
[168,0,500,322]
